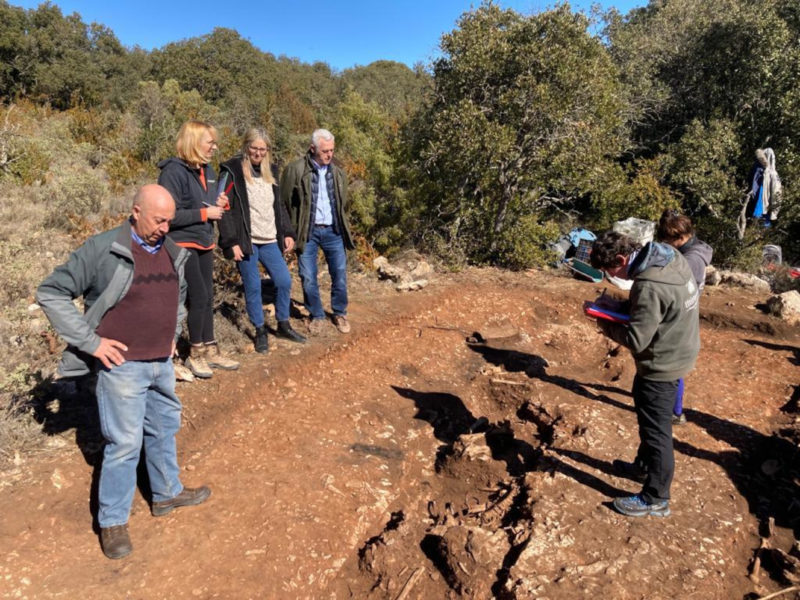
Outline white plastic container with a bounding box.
[613,217,655,246]
[762,244,782,266]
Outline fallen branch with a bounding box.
[490,378,525,386]
[395,566,425,600]
[750,537,770,583]
[757,585,800,600]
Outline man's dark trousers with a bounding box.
[633,375,678,504]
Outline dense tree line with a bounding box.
[0,0,797,269]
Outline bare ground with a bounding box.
[1,266,799,600]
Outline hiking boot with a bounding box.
[277,320,307,344]
[205,343,240,370]
[672,413,687,425]
[152,485,211,517]
[254,326,269,354]
[308,318,326,336]
[612,459,648,483]
[100,524,132,559]
[173,362,195,383]
[332,314,351,334]
[613,494,670,518]
[186,345,212,379]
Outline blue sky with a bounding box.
[12,1,646,71]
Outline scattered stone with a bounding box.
[433,526,511,598]
[396,279,428,292]
[766,290,800,324]
[705,266,722,287]
[374,256,408,283]
[717,270,771,292]
[27,303,41,313]
[375,256,434,292]
[410,260,433,279]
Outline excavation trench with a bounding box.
[1,270,797,600]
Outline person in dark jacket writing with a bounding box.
[158,120,239,379]
[590,231,700,518]
[218,128,307,352]
[36,185,211,560]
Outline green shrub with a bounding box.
[493,214,561,270]
[4,139,50,185]
[43,168,110,230]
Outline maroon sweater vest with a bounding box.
[95,243,179,361]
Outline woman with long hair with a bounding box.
[656,209,713,425]
[157,120,240,379]
[218,128,306,352]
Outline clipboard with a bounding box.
[216,172,229,196]
[583,301,630,323]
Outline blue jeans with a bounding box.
[674,378,685,415]
[298,226,348,320]
[95,358,183,528]
[237,242,293,326]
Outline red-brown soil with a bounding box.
[1,267,798,600]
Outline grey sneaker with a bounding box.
[100,524,132,559]
[672,413,687,425]
[613,494,670,517]
[308,319,326,335]
[332,315,351,334]
[152,485,211,517]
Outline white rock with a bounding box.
[396,279,428,292]
[766,290,800,324]
[718,271,770,292]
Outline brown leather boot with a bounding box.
[204,342,240,370]
[152,485,212,517]
[186,344,212,379]
[100,524,132,559]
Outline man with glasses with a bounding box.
[280,129,355,335]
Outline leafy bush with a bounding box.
[42,168,110,230]
[493,214,561,270]
[403,4,628,268]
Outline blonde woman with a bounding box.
[157,121,239,378]
[218,128,306,352]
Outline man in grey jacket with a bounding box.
[280,129,355,335]
[36,185,211,559]
[590,231,700,518]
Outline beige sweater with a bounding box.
[246,176,277,244]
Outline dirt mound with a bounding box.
[1,267,798,599]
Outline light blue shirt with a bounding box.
[311,159,333,226]
[131,226,163,255]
